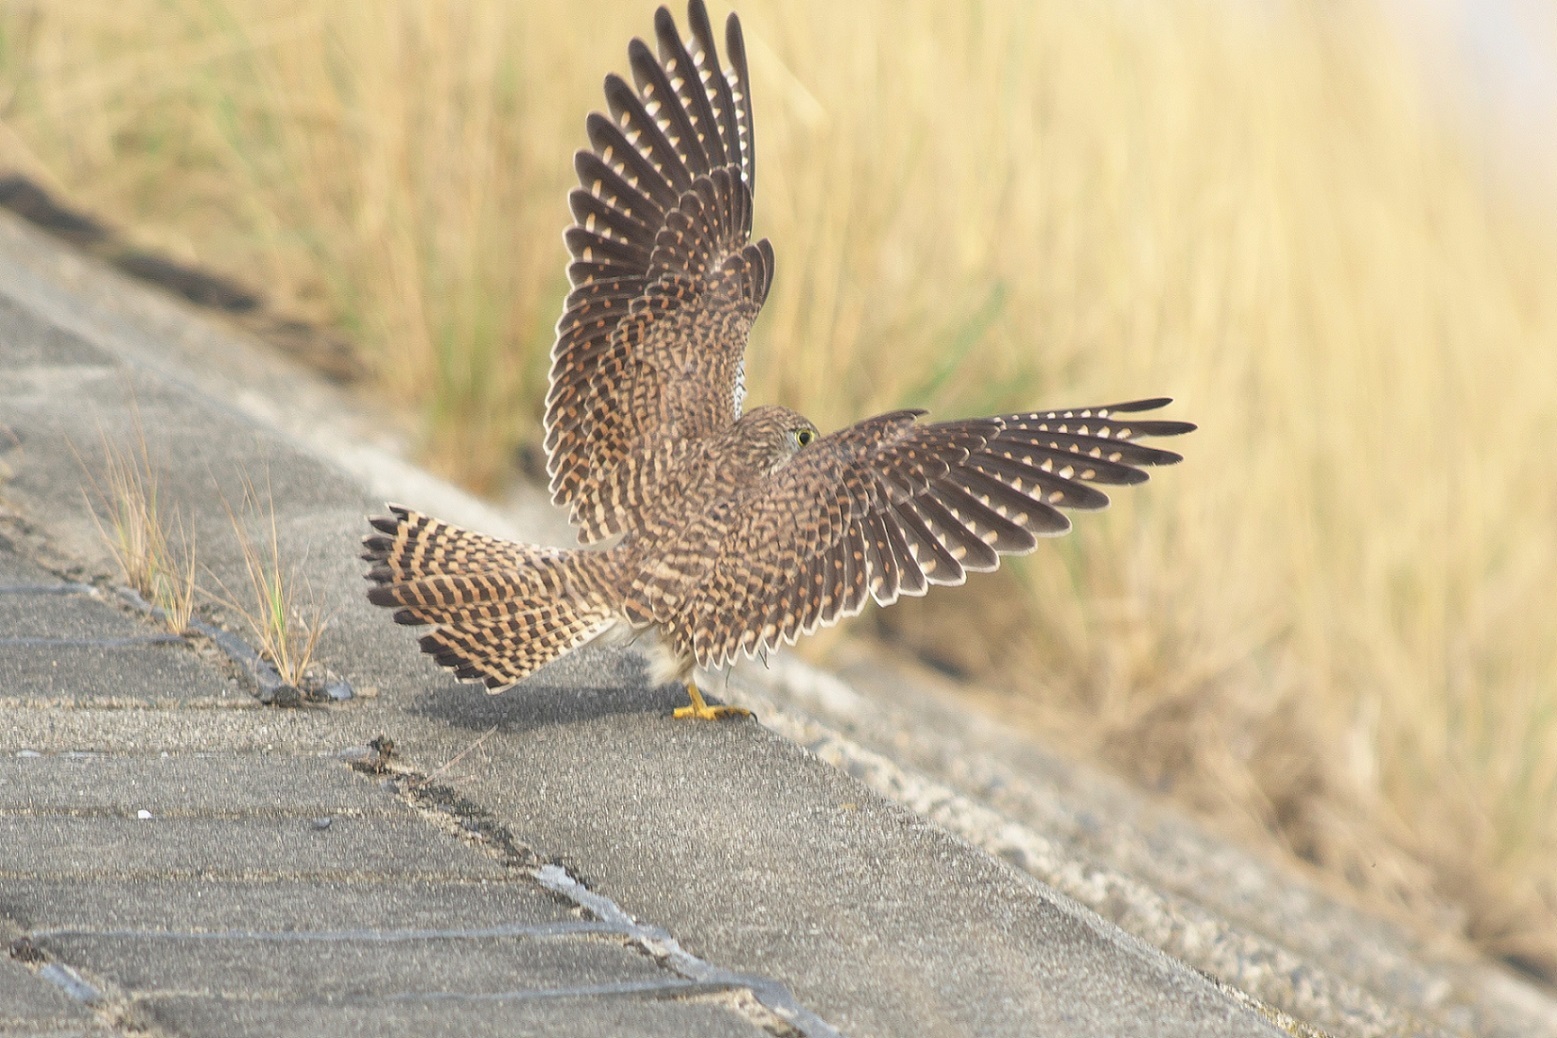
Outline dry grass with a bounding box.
[74,413,325,687]
[208,476,328,688]
[3,0,1556,977]
[78,417,198,633]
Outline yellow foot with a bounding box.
[672,681,752,721]
[672,703,751,720]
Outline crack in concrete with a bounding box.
[185,617,287,696]
[535,863,843,1038]
[383,767,842,1038]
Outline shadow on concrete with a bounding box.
[409,679,687,735]
[402,643,749,735]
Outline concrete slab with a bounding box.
[0,753,408,815]
[3,816,511,880]
[0,642,235,703]
[0,293,110,369]
[43,931,669,1002]
[0,879,572,934]
[0,591,150,641]
[0,704,390,756]
[143,994,774,1038]
[0,550,63,585]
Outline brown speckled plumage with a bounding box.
[365,1,1194,701]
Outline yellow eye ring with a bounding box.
[796,428,815,447]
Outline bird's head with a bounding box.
[729,405,820,475]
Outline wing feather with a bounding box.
[632,30,708,175]
[586,110,683,209]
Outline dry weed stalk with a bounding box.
[79,419,199,633]
[208,476,328,689]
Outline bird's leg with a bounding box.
[672,680,751,721]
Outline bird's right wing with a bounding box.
[545,1,772,544]
[670,399,1195,669]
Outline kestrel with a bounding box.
[364,1,1194,719]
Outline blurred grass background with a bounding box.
[2,0,1555,978]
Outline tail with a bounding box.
[362,504,616,691]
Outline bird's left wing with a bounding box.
[545,2,770,544]
[669,399,1195,669]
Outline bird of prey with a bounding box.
[364,0,1194,719]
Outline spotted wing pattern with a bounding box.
[363,506,617,690]
[666,399,1195,668]
[545,0,771,544]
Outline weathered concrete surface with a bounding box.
[0,205,1294,1036]
[0,539,780,1038]
[4,202,1556,1038]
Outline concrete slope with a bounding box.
[10,207,1557,1037]
[0,218,1287,1036]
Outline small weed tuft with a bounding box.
[79,416,199,634]
[208,475,329,689]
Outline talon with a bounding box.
[673,681,751,721]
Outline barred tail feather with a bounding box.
[362,505,615,690]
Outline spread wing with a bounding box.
[545,1,771,544]
[669,399,1196,669]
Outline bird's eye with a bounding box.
[796,428,815,447]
